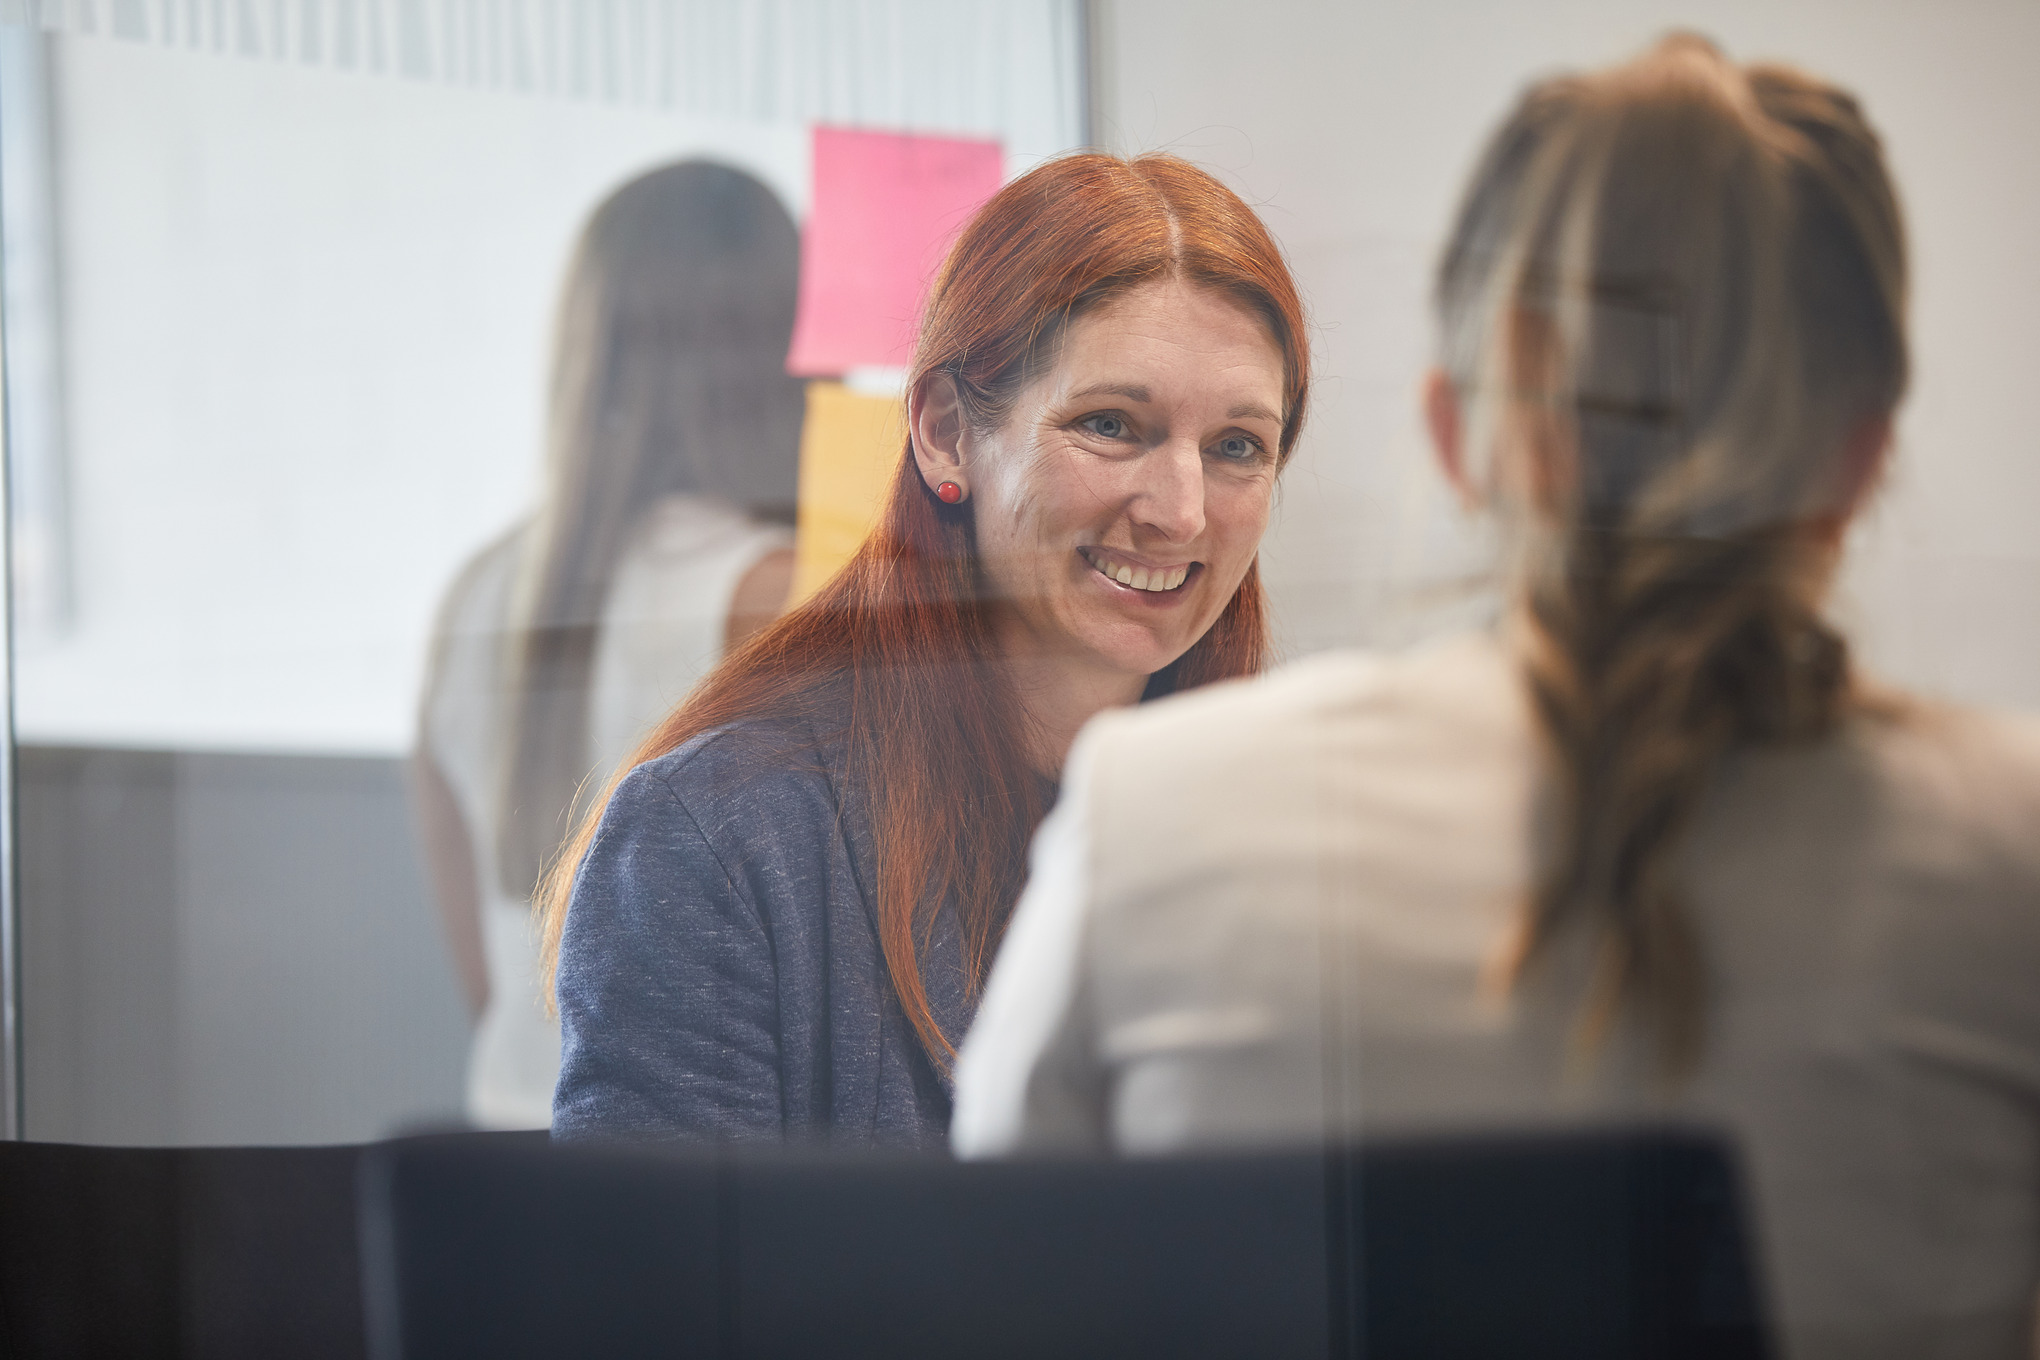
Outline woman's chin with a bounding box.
[1064,618,1203,683]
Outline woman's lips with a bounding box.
[1078,545,1199,594]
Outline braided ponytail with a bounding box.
[1439,35,1907,1071]
[1521,525,1850,1068]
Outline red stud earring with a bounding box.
[936,480,965,504]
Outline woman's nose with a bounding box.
[1132,441,1207,543]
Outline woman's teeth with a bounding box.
[1096,557,1189,592]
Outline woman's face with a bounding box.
[922,278,1287,684]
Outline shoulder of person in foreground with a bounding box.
[1862,688,2040,853]
[1116,626,1514,769]
[551,713,843,1143]
[951,633,1514,1157]
[1080,630,1520,889]
[1845,690,2040,1033]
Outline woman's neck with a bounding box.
[996,627,1148,776]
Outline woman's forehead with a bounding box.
[1048,283,1285,403]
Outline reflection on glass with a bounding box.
[2,3,2035,1355]
[414,160,804,1130]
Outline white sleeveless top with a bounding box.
[420,495,791,1129]
[956,631,2040,1359]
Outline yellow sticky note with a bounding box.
[793,381,907,603]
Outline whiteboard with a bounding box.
[15,6,1086,752]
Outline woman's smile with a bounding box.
[1076,545,1201,604]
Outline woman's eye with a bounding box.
[1081,413,1128,440]
[1214,433,1263,462]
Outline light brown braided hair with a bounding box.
[1436,35,1908,1071]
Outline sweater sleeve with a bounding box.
[950,730,1111,1157]
[551,758,785,1143]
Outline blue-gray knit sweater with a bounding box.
[551,714,976,1151]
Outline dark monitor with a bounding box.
[358,1126,1770,1360]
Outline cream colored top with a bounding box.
[953,631,2040,1360]
[421,495,790,1129]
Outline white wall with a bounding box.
[1097,0,2040,711]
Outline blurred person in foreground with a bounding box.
[954,36,2040,1358]
[414,161,804,1129]
[541,152,1310,1149]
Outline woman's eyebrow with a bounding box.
[1228,401,1282,425]
[1066,381,1152,404]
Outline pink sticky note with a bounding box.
[787,126,1005,377]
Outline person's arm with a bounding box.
[551,757,785,1142]
[409,746,490,1018]
[951,736,1112,1157]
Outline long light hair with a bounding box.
[1438,36,1908,1069]
[497,161,805,899]
[538,152,1310,1065]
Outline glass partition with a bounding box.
[5,5,2037,1351]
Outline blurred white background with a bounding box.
[1096,0,2040,712]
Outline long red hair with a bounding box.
[538,152,1310,1065]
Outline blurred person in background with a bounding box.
[541,152,1311,1150]
[413,160,805,1129]
[955,37,2040,1358]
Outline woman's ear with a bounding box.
[1424,368,1476,509]
[909,371,969,497]
[1834,411,1894,521]
[1808,410,1895,546]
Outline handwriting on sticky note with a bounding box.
[786,126,1004,377]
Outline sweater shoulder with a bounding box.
[615,714,844,841]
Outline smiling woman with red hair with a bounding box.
[540,151,1310,1148]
